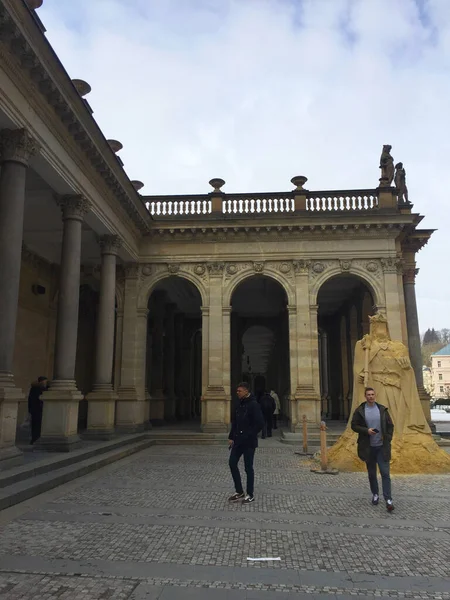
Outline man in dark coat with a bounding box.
[351,387,394,511]
[259,390,276,438]
[228,382,264,504]
[28,376,48,444]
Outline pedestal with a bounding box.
[0,383,24,468]
[39,381,83,451]
[116,387,145,433]
[291,385,321,433]
[201,386,229,433]
[84,387,118,439]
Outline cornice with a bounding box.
[0,2,150,234]
[145,221,407,242]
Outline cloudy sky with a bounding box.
[38,0,449,331]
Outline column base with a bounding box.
[39,381,83,452]
[116,386,145,433]
[201,386,230,433]
[150,391,165,422]
[0,445,23,470]
[0,378,24,452]
[85,387,118,439]
[291,386,321,433]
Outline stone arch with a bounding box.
[137,268,208,309]
[310,265,383,308]
[224,269,295,307]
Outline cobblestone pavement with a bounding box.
[1,439,450,599]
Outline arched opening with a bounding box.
[317,275,375,421]
[147,276,202,426]
[230,276,289,411]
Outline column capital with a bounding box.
[0,128,39,166]
[287,304,297,314]
[137,307,149,318]
[56,194,91,221]
[403,267,419,284]
[201,306,210,316]
[98,234,122,255]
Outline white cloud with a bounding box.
[39,0,450,329]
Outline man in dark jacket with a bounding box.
[351,387,395,511]
[228,382,264,504]
[259,390,276,438]
[28,376,48,444]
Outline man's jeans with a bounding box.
[229,445,255,496]
[366,446,392,500]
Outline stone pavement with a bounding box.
[0,437,450,599]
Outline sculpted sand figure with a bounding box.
[328,312,450,474]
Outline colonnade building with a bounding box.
[0,0,431,463]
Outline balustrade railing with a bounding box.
[145,189,380,217]
[306,191,378,212]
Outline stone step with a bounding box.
[0,437,155,511]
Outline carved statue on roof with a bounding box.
[379,145,394,186]
[394,162,409,204]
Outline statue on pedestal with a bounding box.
[394,162,409,204]
[379,145,394,186]
[328,312,450,474]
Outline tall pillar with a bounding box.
[163,303,176,420]
[201,263,228,432]
[116,264,146,432]
[40,195,91,451]
[150,291,166,424]
[174,314,185,419]
[340,314,350,419]
[0,128,38,467]
[403,265,432,425]
[320,330,330,418]
[144,317,153,427]
[289,260,321,432]
[85,235,121,439]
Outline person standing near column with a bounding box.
[351,387,395,511]
[270,389,281,429]
[228,382,264,504]
[28,376,48,444]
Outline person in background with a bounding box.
[270,389,281,429]
[259,390,276,438]
[228,382,264,504]
[28,376,48,444]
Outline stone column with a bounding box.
[40,195,91,451]
[144,317,153,427]
[150,291,166,424]
[320,331,330,418]
[340,315,350,419]
[403,265,432,425]
[116,264,146,432]
[201,263,228,432]
[0,128,38,467]
[381,257,403,341]
[163,303,176,421]
[289,260,321,432]
[85,235,122,439]
[174,314,185,419]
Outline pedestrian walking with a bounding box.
[27,376,48,444]
[351,387,395,511]
[270,389,281,429]
[228,382,264,504]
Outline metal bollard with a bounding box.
[320,421,328,471]
[302,414,308,454]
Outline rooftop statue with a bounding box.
[379,144,394,186]
[328,312,450,474]
[394,162,409,204]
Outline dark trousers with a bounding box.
[366,446,392,500]
[30,406,43,444]
[262,412,273,438]
[273,414,278,429]
[229,445,255,496]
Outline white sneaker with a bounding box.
[371,494,379,505]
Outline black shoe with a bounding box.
[228,492,244,502]
[386,499,394,512]
[242,495,255,504]
[372,494,379,505]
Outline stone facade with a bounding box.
[0,0,433,464]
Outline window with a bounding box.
[439,373,443,381]
[440,386,444,392]
[438,361,442,367]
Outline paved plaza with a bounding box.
[0,439,450,599]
